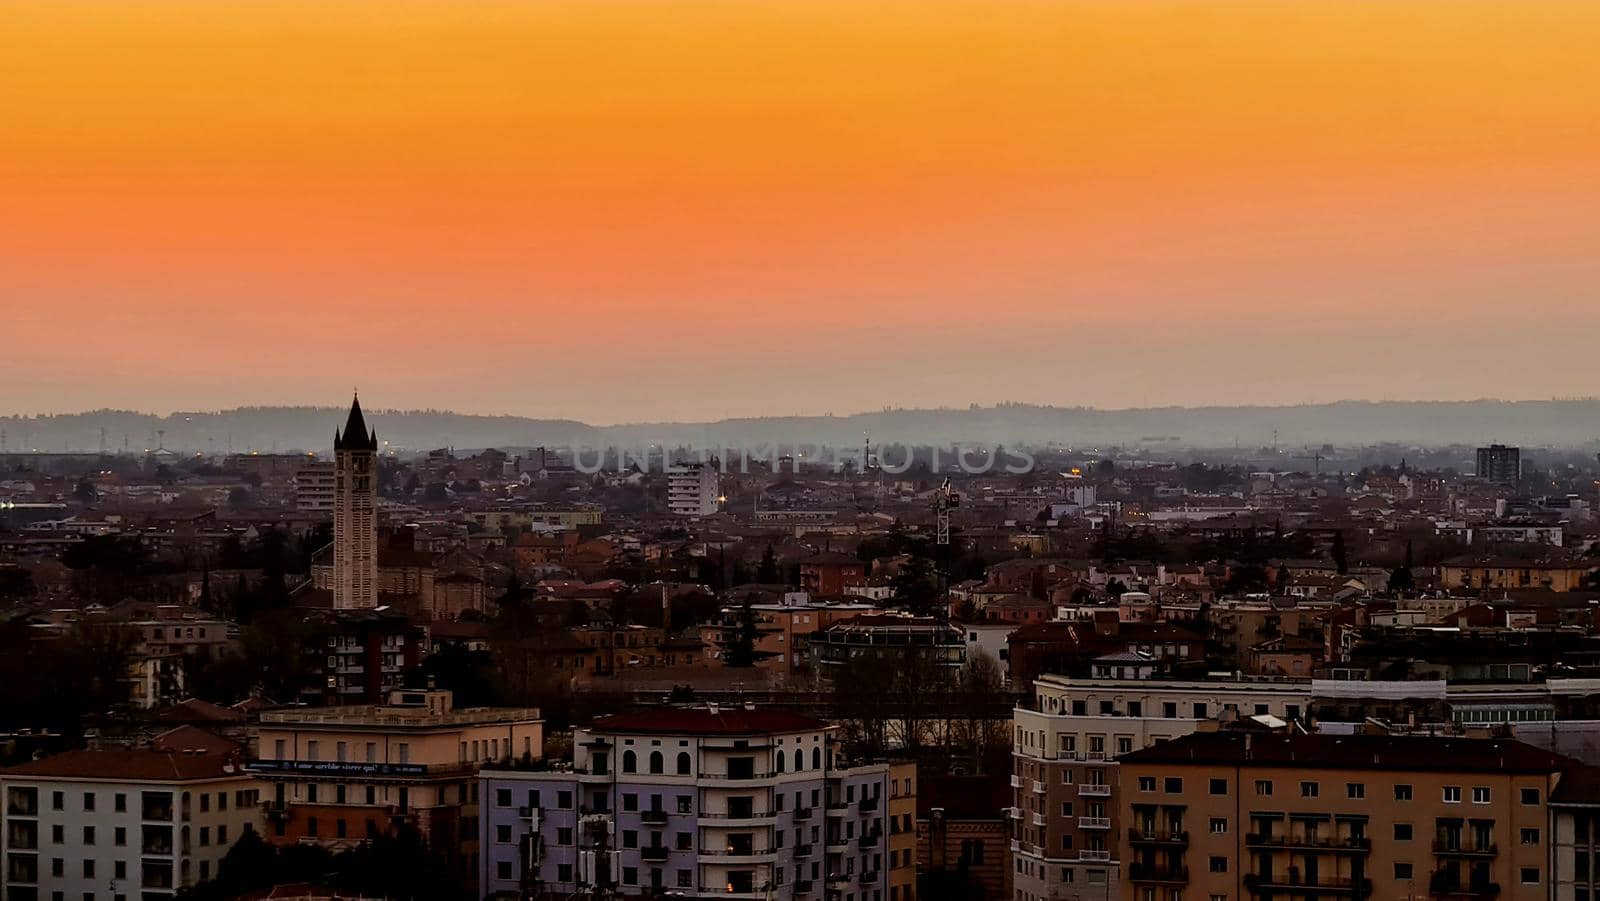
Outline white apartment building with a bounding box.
[667,464,720,517]
[294,461,336,513]
[1010,675,1311,901]
[479,706,918,901]
[1,749,262,900]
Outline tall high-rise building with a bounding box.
[1477,444,1521,486]
[333,395,378,609]
[666,462,720,516]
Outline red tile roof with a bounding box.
[2,749,244,782]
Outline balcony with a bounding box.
[1032,780,1047,794]
[859,832,881,848]
[826,797,851,813]
[1079,850,1113,862]
[1010,775,1025,788]
[641,845,670,863]
[1128,864,1188,884]
[1244,873,1373,896]
[1077,783,1111,797]
[794,881,815,894]
[1078,817,1112,830]
[795,844,814,858]
[1032,813,1047,827]
[1432,840,1498,858]
[1007,807,1024,820]
[1429,873,1501,898]
[860,796,880,812]
[1128,829,1188,847]
[826,834,851,852]
[1246,833,1372,853]
[795,807,815,821]
[859,871,880,885]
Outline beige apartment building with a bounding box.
[252,688,541,892]
[1011,675,1311,901]
[1117,731,1567,901]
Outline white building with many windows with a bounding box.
[478,706,917,901]
[666,463,720,517]
[0,748,262,900]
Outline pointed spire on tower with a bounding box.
[335,393,378,451]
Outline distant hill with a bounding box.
[1,400,1597,454]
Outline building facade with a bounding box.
[667,464,720,517]
[1477,445,1522,486]
[1,749,262,900]
[252,688,542,892]
[333,395,379,609]
[477,706,916,901]
[1011,675,1311,901]
[1116,732,1566,901]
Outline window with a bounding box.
[1521,788,1541,805]
[1300,781,1319,798]
[1394,784,1413,801]
[1192,703,1207,718]
[677,752,692,775]
[1255,780,1273,797]
[1208,857,1227,873]
[497,861,513,880]
[1472,787,1491,804]
[649,751,664,774]
[83,792,95,812]
[82,826,94,845]
[496,789,512,808]
[1209,779,1227,796]
[1138,777,1156,792]
[114,793,126,812]
[1520,867,1540,884]
[1521,828,1540,845]
[1443,786,1462,803]
[1164,778,1183,793]
[1347,783,1365,799]
[497,825,512,843]
[622,750,637,773]
[1394,823,1412,841]
[1208,818,1227,835]
[1394,863,1413,880]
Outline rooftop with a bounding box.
[587,706,829,737]
[2,749,245,782]
[1120,731,1573,774]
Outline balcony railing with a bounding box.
[1078,817,1112,830]
[641,846,670,863]
[1077,783,1111,797]
[1432,840,1498,857]
[1128,829,1188,846]
[1079,850,1113,862]
[794,807,815,821]
[1010,775,1025,788]
[1244,873,1373,895]
[1246,833,1372,852]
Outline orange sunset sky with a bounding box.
[2,1,1597,423]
